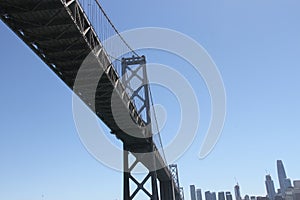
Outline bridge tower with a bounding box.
[121,56,159,200]
[170,164,184,200]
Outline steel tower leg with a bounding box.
[160,179,175,200]
[151,170,159,200]
[123,144,159,200]
[124,149,131,200]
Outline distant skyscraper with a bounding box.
[277,160,292,196]
[218,192,226,200]
[212,192,217,200]
[190,185,196,200]
[226,192,233,200]
[244,195,250,200]
[234,183,242,200]
[197,189,203,200]
[265,174,276,200]
[205,191,212,200]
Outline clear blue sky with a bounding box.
[1,0,300,199]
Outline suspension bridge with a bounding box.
[0,0,185,199]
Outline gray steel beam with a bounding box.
[4,16,73,30]
[0,1,62,14]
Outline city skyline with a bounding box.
[189,160,299,200]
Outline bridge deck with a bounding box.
[0,0,176,183]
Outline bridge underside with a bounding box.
[0,0,181,199]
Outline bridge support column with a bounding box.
[160,179,176,200]
[123,150,131,200]
[121,55,170,200]
[123,145,159,200]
